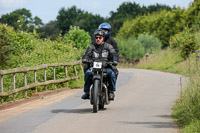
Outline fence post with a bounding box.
[80,64,84,73]
[13,73,16,100]
[34,70,37,93]
[53,67,56,80]
[0,75,3,93]
[74,65,77,76]
[24,72,27,97]
[64,66,68,78]
[44,68,47,91]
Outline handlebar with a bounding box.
[82,59,117,66]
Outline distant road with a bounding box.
[0,69,186,133]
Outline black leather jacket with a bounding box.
[91,37,119,54]
[82,42,118,71]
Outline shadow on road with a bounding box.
[51,108,92,114]
[118,121,177,128]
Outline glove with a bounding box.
[113,61,118,66]
[82,59,88,63]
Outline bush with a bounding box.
[117,9,186,47]
[171,54,200,133]
[170,27,199,59]
[116,37,145,58]
[137,33,162,53]
[63,26,91,49]
[0,24,36,69]
[0,23,86,103]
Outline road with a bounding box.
[0,69,186,133]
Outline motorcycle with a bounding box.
[84,60,114,113]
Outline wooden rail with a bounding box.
[0,60,83,97]
[119,56,139,65]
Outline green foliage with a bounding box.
[0,23,86,103]
[170,27,199,59]
[135,48,200,133]
[117,8,186,47]
[116,33,162,58]
[171,54,200,133]
[0,24,36,69]
[185,0,200,28]
[63,26,91,49]
[137,33,162,53]
[116,37,145,58]
[135,48,184,71]
[0,8,43,31]
[108,2,172,36]
[38,20,60,40]
[57,6,104,36]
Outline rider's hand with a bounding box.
[113,61,118,66]
[82,59,88,63]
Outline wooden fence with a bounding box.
[0,60,83,98]
[119,56,139,65]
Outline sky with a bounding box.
[0,0,194,24]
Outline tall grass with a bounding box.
[135,48,184,72]
[135,48,200,133]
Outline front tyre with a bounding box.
[93,79,100,113]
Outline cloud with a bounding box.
[0,0,26,8]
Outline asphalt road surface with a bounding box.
[0,69,186,133]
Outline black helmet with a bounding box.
[94,29,105,37]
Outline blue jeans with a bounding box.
[84,67,116,94]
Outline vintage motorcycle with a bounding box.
[84,60,114,113]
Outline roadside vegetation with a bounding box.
[115,1,200,132]
[0,0,200,132]
[0,24,89,103]
[135,30,200,132]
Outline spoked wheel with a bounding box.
[92,79,100,113]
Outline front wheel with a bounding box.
[92,79,100,113]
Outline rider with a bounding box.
[98,23,119,54]
[82,29,118,100]
[84,23,119,76]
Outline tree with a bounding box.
[57,6,84,35]
[38,20,60,40]
[57,6,104,37]
[33,16,44,28]
[0,8,43,31]
[108,2,144,36]
[108,2,173,37]
[117,8,186,48]
[73,13,104,37]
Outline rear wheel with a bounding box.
[92,79,100,113]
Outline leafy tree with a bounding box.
[33,16,44,28]
[57,6,84,34]
[185,0,200,28]
[170,27,198,59]
[108,2,172,36]
[147,3,173,13]
[63,26,91,49]
[117,8,186,47]
[38,20,60,40]
[0,8,43,31]
[108,2,144,36]
[57,6,104,36]
[73,13,104,37]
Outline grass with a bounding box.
[135,48,200,133]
